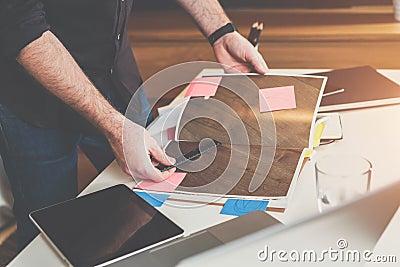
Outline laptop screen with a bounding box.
[30,184,184,267]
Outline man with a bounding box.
[0,0,268,247]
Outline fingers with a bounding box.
[117,120,177,182]
[139,166,176,183]
[247,50,269,74]
[149,141,176,166]
[214,31,269,75]
[139,156,175,183]
[136,136,176,182]
[158,167,176,180]
[134,158,173,183]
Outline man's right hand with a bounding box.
[106,114,176,182]
[17,31,175,183]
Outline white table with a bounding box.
[8,69,400,266]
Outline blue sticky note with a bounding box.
[220,199,269,216]
[135,191,169,207]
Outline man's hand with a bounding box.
[177,0,268,74]
[213,31,268,74]
[106,115,176,182]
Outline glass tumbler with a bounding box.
[315,154,372,212]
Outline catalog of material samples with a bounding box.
[144,70,327,208]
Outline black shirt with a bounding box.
[0,0,142,129]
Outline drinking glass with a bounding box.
[315,154,372,212]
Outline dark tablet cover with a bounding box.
[313,66,400,111]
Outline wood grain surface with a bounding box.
[164,141,304,197]
[128,6,400,80]
[161,74,325,197]
[178,75,325,148]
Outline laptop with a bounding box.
[30,184,281,266]
[177,180,400,267]
[108,209,281,267]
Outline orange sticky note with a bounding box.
[136,172,187,192]
[259,86,296,112]
[167,127,176,140]
[185,76,222,98]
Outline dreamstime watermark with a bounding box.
[257,238,397,263]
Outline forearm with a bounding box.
[17,31,124,138]
[176,0,230,37]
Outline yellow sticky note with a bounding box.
[313,122,326,148]
[304,149,315,158]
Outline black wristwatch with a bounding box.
[208,22,238,46]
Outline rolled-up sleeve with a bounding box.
[0,0,50,59]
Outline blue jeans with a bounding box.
[0,83,152,248]
[0,104,115,248]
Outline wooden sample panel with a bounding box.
[178,75,325,148]
[162,74,325,198]
[165,141,304,197]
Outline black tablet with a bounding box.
[30,184,184,267]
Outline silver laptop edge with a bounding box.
[177,180,400,266]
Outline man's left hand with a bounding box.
[212,31,269,74]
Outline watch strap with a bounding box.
[208,22,237,45]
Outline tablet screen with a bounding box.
[30,184,184,267]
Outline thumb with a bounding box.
[149,144,176,166]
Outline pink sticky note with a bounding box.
[259,86,296,112]
[185,76,222,98]
[136,172,187,192]
[167,127,176,140]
